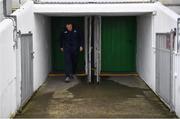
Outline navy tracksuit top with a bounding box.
[60,28,84,51]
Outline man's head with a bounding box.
[66,23,73,32]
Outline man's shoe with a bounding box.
[65,77,71,83]
[72,75,78,80]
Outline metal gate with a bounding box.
[21,33,34,106]
[156,32,174,110]
[87,16,101,83]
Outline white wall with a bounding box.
[137,14,155,91]
[137,3,180,117]
[12,1,34,111]
[12,0,51,105]
[0,19,16,117]
[155,6,180,117]
[154,3,179,33]
[154,2,180,117]
[33,14,51,91]
[0,1,34,117]
[137,2,180,117]
[1,1,51,117]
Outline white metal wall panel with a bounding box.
[156,33,174,109]
[21,34,33,106]
[37,0,153,3]
[154,2,180,116]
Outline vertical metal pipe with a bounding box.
[84,16,88,75]
[88,16,92,83]
[177,18,180,53]
[99,16,101,75]
[170,32,173,111]
[170,30,176,112]
[96,16,99,83]
[94,16,99,83]
[95,16,101,83]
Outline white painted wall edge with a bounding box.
[33,3,155,15]
[39,0,152,3]
[155,2,180,21]
[159,0,180,5]
[168,6,180,15]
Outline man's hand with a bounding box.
[60,48,64,52]
[80,46,83,52]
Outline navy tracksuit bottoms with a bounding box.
[64,49,78,77]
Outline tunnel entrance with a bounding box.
[49,16,138,83]
[6,1,180,117]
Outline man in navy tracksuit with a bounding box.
[60,23,84,82]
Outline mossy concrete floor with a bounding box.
[15,76,177,118]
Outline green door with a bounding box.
[101,16,137,72]
[51,17,85,72]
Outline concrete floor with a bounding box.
[15,76,177,118]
